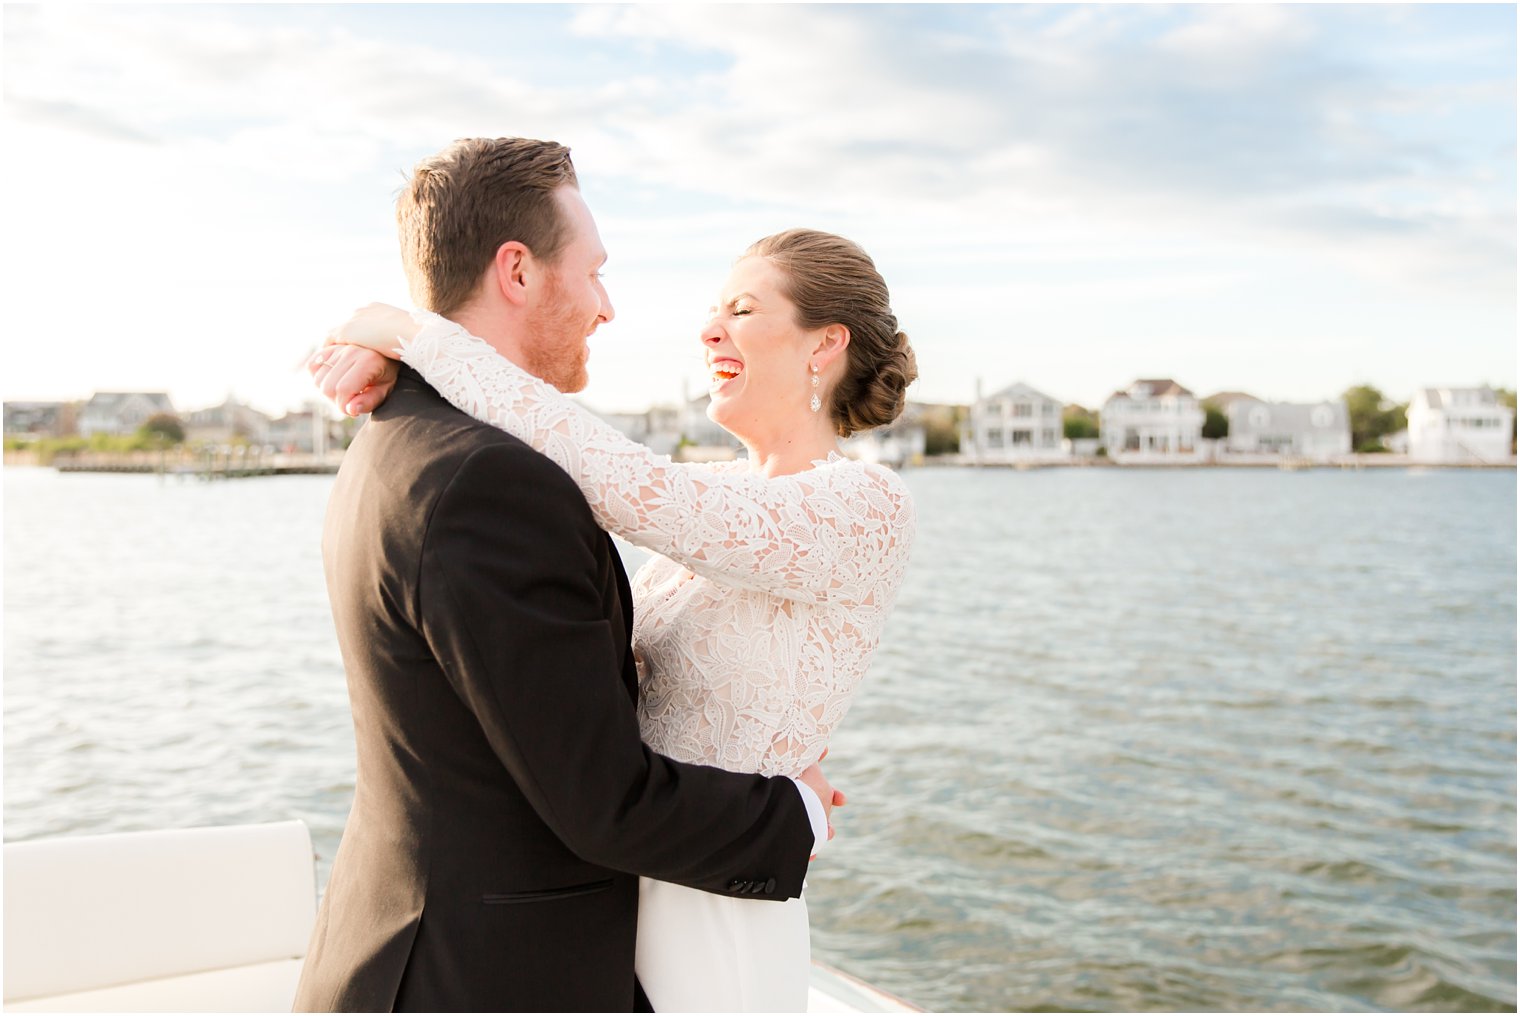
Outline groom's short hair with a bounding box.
[397,137,579,315]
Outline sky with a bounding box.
[2,3,1514,417]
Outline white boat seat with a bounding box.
[4,821,316,1012]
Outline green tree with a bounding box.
[921,404,964,456]
[1201,401,1229,440]
[1342,385,1405,452]
[138,412,185,445]
[1062,405,1099,440]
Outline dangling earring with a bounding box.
[809,363,822,413]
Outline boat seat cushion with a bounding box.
[3,821,315,1008]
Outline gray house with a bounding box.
[78,392,176,437]
[1225,399,1351,461]
[184,396,272,446]
[3,401,76,437]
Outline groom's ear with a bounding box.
[490,241,532,307]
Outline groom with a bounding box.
[293,138,830,1012]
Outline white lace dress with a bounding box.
[399,312,916,1011]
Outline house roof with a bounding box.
[1133,378,1192,397]
[981,381,1062,405]
[82,391,175,414]
[1228,400,1348,431]
[1419,387,1500,410]
[1107,378,1195,402]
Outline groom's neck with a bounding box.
[447,306,543,384]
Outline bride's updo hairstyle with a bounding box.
[745,229,918,438]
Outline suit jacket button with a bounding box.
[764,878,776,893]
[727,879,745,892]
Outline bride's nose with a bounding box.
[700,320,725,345]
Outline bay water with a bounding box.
[4,465,1514,1011]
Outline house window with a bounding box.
[1013,403,1032,417]
[1011,430,1032,445]
[985,429,1004,448]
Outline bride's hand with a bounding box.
[326,302,419,357]
[309,345,399,417]
[309,303,419,416]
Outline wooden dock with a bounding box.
[53,450,340,479]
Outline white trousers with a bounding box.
[635,876,811,1012]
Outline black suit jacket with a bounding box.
[292,368,813,1013]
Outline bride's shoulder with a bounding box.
[830,456,913,500]
[696,458,753,476]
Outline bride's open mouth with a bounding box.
[709,358,744,392]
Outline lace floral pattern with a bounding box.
[400,312,915,777]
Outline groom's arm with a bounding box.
[417,440,815,899]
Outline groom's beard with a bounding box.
[524,273,592,393]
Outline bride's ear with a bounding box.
[811,324,850,374]
[490,241,532,307]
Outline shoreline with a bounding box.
[6,450,1514,474]
[922,455,1517,470]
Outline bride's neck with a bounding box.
[739,418,843,477]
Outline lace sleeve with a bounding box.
[398,311,915,605]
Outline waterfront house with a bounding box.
[678,394,743,459]
[593,396,737,459]
[3,401,77,437]
[1406,386,1515,464]
[1101,379,1205,462]
[843,403,928,467]
[77,391,176,437]
[1225,399,1351,461]
[593,403,682,456]
[184,396,272,447]
[266,409,352,456]
[963,382,1066,463]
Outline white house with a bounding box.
[77,392,176,437]
[1225,399,1351,461]
[963,381,1066,462]
[843,403,928,468]
[1101,379,1204,462]
[1407,386,1515,464]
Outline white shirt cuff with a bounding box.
[789,777,827,855]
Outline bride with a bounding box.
[314,227,917,1012]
